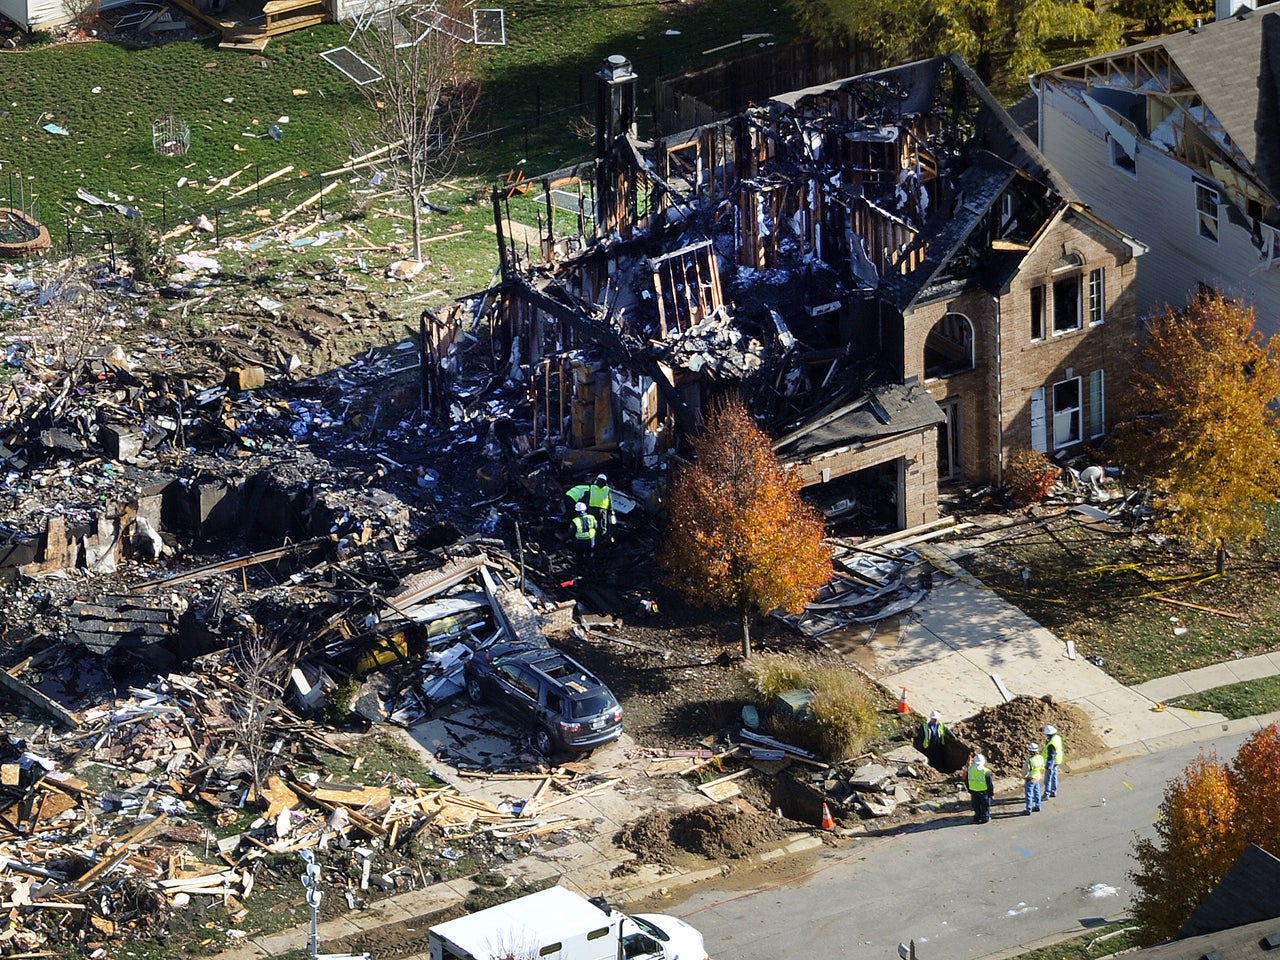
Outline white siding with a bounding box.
[1040,83,1280,338]
[0,0,69,29]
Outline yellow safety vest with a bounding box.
[1026,754,1045,781]
[572,515,597,540]
[967,766,989,791]
[588,482,611,510]
[1047,733,1064,764]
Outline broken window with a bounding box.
[1195,181,1220,242]
[1088,268,1105,325]
[1031,284,1045,341]
[1110,136,1136,174]
[1052,377,1082,449]
[1052,254,1082,334]
[924,312,974,379]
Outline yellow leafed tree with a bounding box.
[660,398,831,658]
[1111,292,1280,547]
[1128,726,1280,944]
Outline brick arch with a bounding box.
[923,311,975,380]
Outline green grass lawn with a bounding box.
[0,0,797,220]
[1169,675,1280,719]
[962,502,1280,686]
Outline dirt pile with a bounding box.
[950,695,1104,777]
[616,804,790,866]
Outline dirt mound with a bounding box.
[617,804,790,866]
[950,695,1104,777]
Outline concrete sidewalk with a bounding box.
[854,546,1280,752]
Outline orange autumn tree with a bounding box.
[1130,752,1242,943]
[1111,292,1280,546]
[1128,726,1280,944]
[660,397,831,659]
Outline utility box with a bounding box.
[777,688,813,722]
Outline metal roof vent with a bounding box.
[1261,934,1280,950]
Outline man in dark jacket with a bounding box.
[966,754,995,824]
[922,710,947,768]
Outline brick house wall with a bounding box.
[902,206,1139,485]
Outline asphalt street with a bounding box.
[668,727,1251,960]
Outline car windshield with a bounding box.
[568,693,617,718]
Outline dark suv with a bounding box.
[464,640,624,755]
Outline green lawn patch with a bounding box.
[1169,675,1280,719]
[960,501,1280,686]
[1012,922,1139,960]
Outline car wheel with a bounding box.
[534,728,555,756]
[466,677,484,704]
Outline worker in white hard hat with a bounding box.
[921,710,947,769]
[570,500,597,554]
[1023,742,1045,815]
[587,473,614,542]
[1043,725,1064,799]
[965,754,994,824]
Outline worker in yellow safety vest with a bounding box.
[966,754,994,824]
[1023,742,1045,815]
[570,501,597,553]
[563,483,591,517]
[587,473,614,539]
[1043,725,1064,798]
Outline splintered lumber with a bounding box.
[279,180,340,222]
[1154,596,1245,620]
[532,778,621,814]
[309,781,391,809]
[75,813,168,889]
[206,164,253,194]
[290,783,387,837]
[228,164,295,200]
[519,777,555,818]
[0,668,80,728]
[320,142,402,178]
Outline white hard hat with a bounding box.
[575,501,587,513]
[1028,742,1040,753]
[596,473,608,482]
[973,755,986,769]
[1044,724,1057,736]
[929,710,940,721]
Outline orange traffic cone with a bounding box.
[820,802,836,830]
[896,687,910,715]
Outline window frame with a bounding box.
[1195,181,1220,243]
[1088,267,1105,326]
[1052,273,1082,334]
[1088,369,1105,439]
[1052,376,1083,450]
[1030,284,1045,341]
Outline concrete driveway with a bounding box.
[849,550,1230,751]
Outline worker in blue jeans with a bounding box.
[1043,725,1064,798]
[1023,742,1044,814]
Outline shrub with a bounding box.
[743,655,879,762]
[743,654,811,700]
[1007,448,1060,505]
[110,213,159,284]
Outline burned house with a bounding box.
[483,54,1142,530]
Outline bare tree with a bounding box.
[349,0,481,263]
[34,258,112,375]
[230,632,288,792]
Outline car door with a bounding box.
[495,662,541,726]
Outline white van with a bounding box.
[428,886,710,960]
